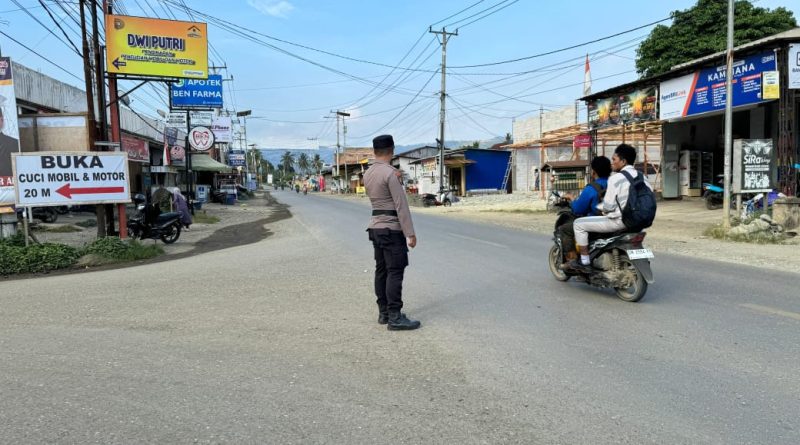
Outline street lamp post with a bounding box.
[336,111,350,192]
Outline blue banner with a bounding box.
[170,74,223,108]
[660,51,777,119]
[228,151,246,167]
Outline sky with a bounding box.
[1,0,799,150]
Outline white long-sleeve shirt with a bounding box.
[601,165,653,219]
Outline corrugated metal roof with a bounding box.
[671,27,800,70]
[13,62,86,113]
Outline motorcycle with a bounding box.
[702,175,725,210]
[16,206,59,223]
[547,195,654,302]
[127,194,182,244]
[422,189,454,207]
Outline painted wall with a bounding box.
[464,149,511,191]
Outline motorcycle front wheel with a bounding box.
[548,245,570,282]
[160,223,181,244]
[614,256,647,302]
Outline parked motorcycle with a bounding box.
[422,189,454,207]
[547,196,654,302]
[702,175,724,210]
[16,207,59,223]
[127,194,182,244]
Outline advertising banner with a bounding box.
[170,74,223,108]
[789,44,800,89]
[121,133,149,162]
[211,116,232,143]
[660,51,777,120]
[762,71,780,99]
[619,87,658,124]
[228,151,246,167]
[165,112,187,128]
[573,134,592,149]
[105,15,208,79]
[164,127,185,167]
[0,57,20,205]
[12,152,131,206]
[587,97,619,129]
[733,139,774,193]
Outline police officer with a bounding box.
[364,134,420,331]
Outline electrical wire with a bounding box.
[11,0,81,56]
[454,0,519,30]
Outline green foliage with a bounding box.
[297,153,310,175]
[280,151,296,175]
[193,212,220,224]
[636,0,796,77]
[81,237,163,261]
[0,239,80,275]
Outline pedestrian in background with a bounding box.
[171,188,192,230]
[364,134,420,331]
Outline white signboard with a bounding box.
[790,43,800,89]
[165,112,187,128]
[189,126,215,151]
[12,152,131,206]
[211,116,232,143]
[659,73,694,120]
[190,111,213,126]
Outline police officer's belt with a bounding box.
[372,210,398,216]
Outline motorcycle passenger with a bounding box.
[557,156,611,266]
[567,144,652,273]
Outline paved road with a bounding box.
[2,191,798,444]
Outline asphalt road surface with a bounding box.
[2,191,798,444]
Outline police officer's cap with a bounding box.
[373,134,394,150]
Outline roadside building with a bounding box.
[409,148,512,196]
[391,145,439,189]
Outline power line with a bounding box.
[0,30,82,81]
[11,0,81,56]
[445,0,516,29]
[453,0,519,30]
[449,16,672,68]
[431,0,486,26]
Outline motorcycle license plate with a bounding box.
[627,249,654,260]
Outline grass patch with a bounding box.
[703,223,785,244]
[75,219,98,228]
[81,237,163,262]
[0,234,81,275]
[478,208,546,214]
[193,212,220,224]
[32,224,83,233]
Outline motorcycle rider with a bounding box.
[566,144,652,273]
[557,156,611,266]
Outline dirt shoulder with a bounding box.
[318,192,800,274]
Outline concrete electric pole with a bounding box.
[723,0,734,229]
[430,27,457,193]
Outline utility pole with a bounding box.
[723,0,734,229]
[331,110,350,192]
[430,27,457,193]
[103,0,127,238]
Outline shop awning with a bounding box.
[542,160,589,170]
[444,158,476,166]
[191,154,233,172]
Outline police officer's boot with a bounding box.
[378,305,389,325]
[387,312,421,331]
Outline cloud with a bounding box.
[247,0,295,18]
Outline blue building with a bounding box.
[410,148,512,196]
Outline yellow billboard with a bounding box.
[105,15,208,79]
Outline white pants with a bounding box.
[573,216,626,247]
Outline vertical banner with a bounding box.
[164,127,185,167]
[211,116,232,143]
[733,139,774,193]
[0,57,20,205]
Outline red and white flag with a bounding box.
[583,54,592,96]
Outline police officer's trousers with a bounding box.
[368,228,408,313]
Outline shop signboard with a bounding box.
[573,134,592,149]
[211,116,232,143]
[170,74,223,108]
[789,44,800,89]
[105,15,208,79]
[733,139,774,193]
[165,112,187,128]
[188,126,215,151]
[660,50,777,120]
[228,151,246,167]
[121,133,149,162]
[12,152,130,206]
[190,111,213,126]
[0,57,21,205]
[587,97,619,129]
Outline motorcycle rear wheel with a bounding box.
[548,245,570,282]
[705,198,722,210]
[42,210,58,223]
[160,224,181,244]
[614,256,647,302]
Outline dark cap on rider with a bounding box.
[615,144,637,165]
[373,135,394,151]
[591,156,611,178]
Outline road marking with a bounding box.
[740,303,800,322]
[448,233,507,248]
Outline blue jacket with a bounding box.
[571,177,608,217]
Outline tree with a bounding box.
[297,153,310,175]
[636,0,796,77]
[311,154,323,175]
[280,151,295,177]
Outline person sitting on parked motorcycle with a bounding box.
[566,144,652,273]
[557,156,611,266]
